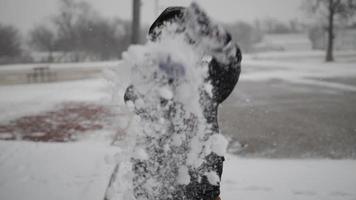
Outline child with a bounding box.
[108,4,241,200]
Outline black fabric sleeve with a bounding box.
[208,36,242,104]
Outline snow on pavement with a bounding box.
[0,140,355,200]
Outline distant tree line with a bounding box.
[225,19,307,52]
[0,24,33,64]
[29,0,134,62]
[0,24,21,58]
[0,0,148,64]
[5,0,351,64]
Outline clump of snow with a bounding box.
[158,86,173,100]
[132,148,149,160]
[205,171,220,186]
[186,136,205,168]
[204,83,213,98]
[208,134,229,157]
[177,166,190,185]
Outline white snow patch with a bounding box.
[208,134,228,157]
[204,83,213,98]
[0,79,109,122]
[132,148,149,160]
[186,137,204,168]
[159,86,173,100]
[177,166,190,185]
[0,141,355,200]
[0,140,117,200]
[205,171,220,186]
[221,156,356,200]
[242,52,356,92]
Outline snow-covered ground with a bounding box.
[1,50,356,199]
[222,156,356,200]
[242,52,356,92]
[0,141,355,200]
[0,141,116,200]
[0,79,109,122]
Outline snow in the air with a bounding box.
[1,2,356,200]
[205,171,220,186]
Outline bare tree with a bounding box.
[0,24,22,58]
[29,25,56,62]
[52,0,95,61]
[49,0,131,61]
[304,0,356,62]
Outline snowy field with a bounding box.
[222,156,356,200]
[0,79,109,122]
[1,51,356,199]
[242,52,356,92]
[0,141,355,200]
[0,141,116,200]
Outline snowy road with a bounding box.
[0,141,355,200]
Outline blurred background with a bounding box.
[0,0,356,200]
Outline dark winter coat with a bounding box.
[125,7,241,200]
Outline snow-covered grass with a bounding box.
[0,141,117,200]
[0,140,355,200]
[0,79,109,122]
[242,51,356,92]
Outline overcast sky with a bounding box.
[0,0,304,33]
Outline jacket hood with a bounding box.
[149,7,186,40]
